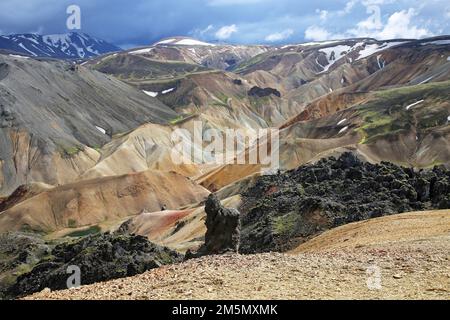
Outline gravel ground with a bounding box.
[25,238,449,300]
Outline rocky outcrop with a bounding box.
[248,86,281,98]
[239,153,450,253]
[8,232,182,298]
[0,232,51,299]
[187,194,241,258]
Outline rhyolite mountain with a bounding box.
[0,34,449,238]
[0,33,449,300]
[0,32,121,59]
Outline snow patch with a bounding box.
[338,126,349,134]
[356,42,405,61]
[318,45,352,73]
[405,100,424,111]
[143,90,158,97]
[421,40,450,46]
[95,126,107,135]
[18,43,37,56]
[9,54,29,59]
[337,119,347,126]
[130,47,153,54]
[155,38,215,46]
[162,88,175,94]
[419,76,435,85]
[300,40,340,47]
[377,55,385,69]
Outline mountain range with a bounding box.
[0,32,121,59]
[0,33,449,300]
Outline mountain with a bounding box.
[0,33,449,301]
[0,32,121,59]
[92,36,272,70]
[1,35,448,210]
[0,53,177,196]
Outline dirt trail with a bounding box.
[25,211,450,300]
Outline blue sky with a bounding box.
[0,0,449,48]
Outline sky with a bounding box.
[0,0,449,48]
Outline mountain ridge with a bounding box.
[0,32,121,59]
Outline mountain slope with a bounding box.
[0,53,178,195]
[0,33,121,59]
[0,170,209,233]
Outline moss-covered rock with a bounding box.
[239,153,450,253]
[7,232,183,298]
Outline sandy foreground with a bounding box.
[25,211,450,300]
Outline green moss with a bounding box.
[66,226,101,238]
[233,53,268,73]
[272,212,298,236]
[67,219,77,228]
[354,81,450,145]
[58,144,84,158]
[216,92,229,105]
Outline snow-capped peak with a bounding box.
[154,37,215,47]
[0,32,121,59]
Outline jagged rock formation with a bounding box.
[186,194,240,258]
[239,153,450,253]
[7,232,182,298]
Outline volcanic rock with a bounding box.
[186,194,241,258]
[239,153,450,253]
[248,86,281,98]
[8,232,182,298]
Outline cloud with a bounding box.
[265,28,294,42]
[215,24,238,39]
[339,0,358,15]
[316,9,329,21]
[305,7,433,41]
[376,9,433,39]
[0,0,447,46]
[304,25,332,41]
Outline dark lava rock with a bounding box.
[187,194,241,259]
[0,232,51,300]
[248,86,281,98]
[239,153,450,254]
[8,232,182,298]
[233,79,243,85]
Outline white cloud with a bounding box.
[357,5,383,31]
[201,25,214,35]
[316,9,329,21]
[338,0,358,16]
[304,25,332,41]
[305,7,433,41]
[445,7,450,19]
[376,9,432,39]
[265,28,294,42]
[215,24,238,39]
